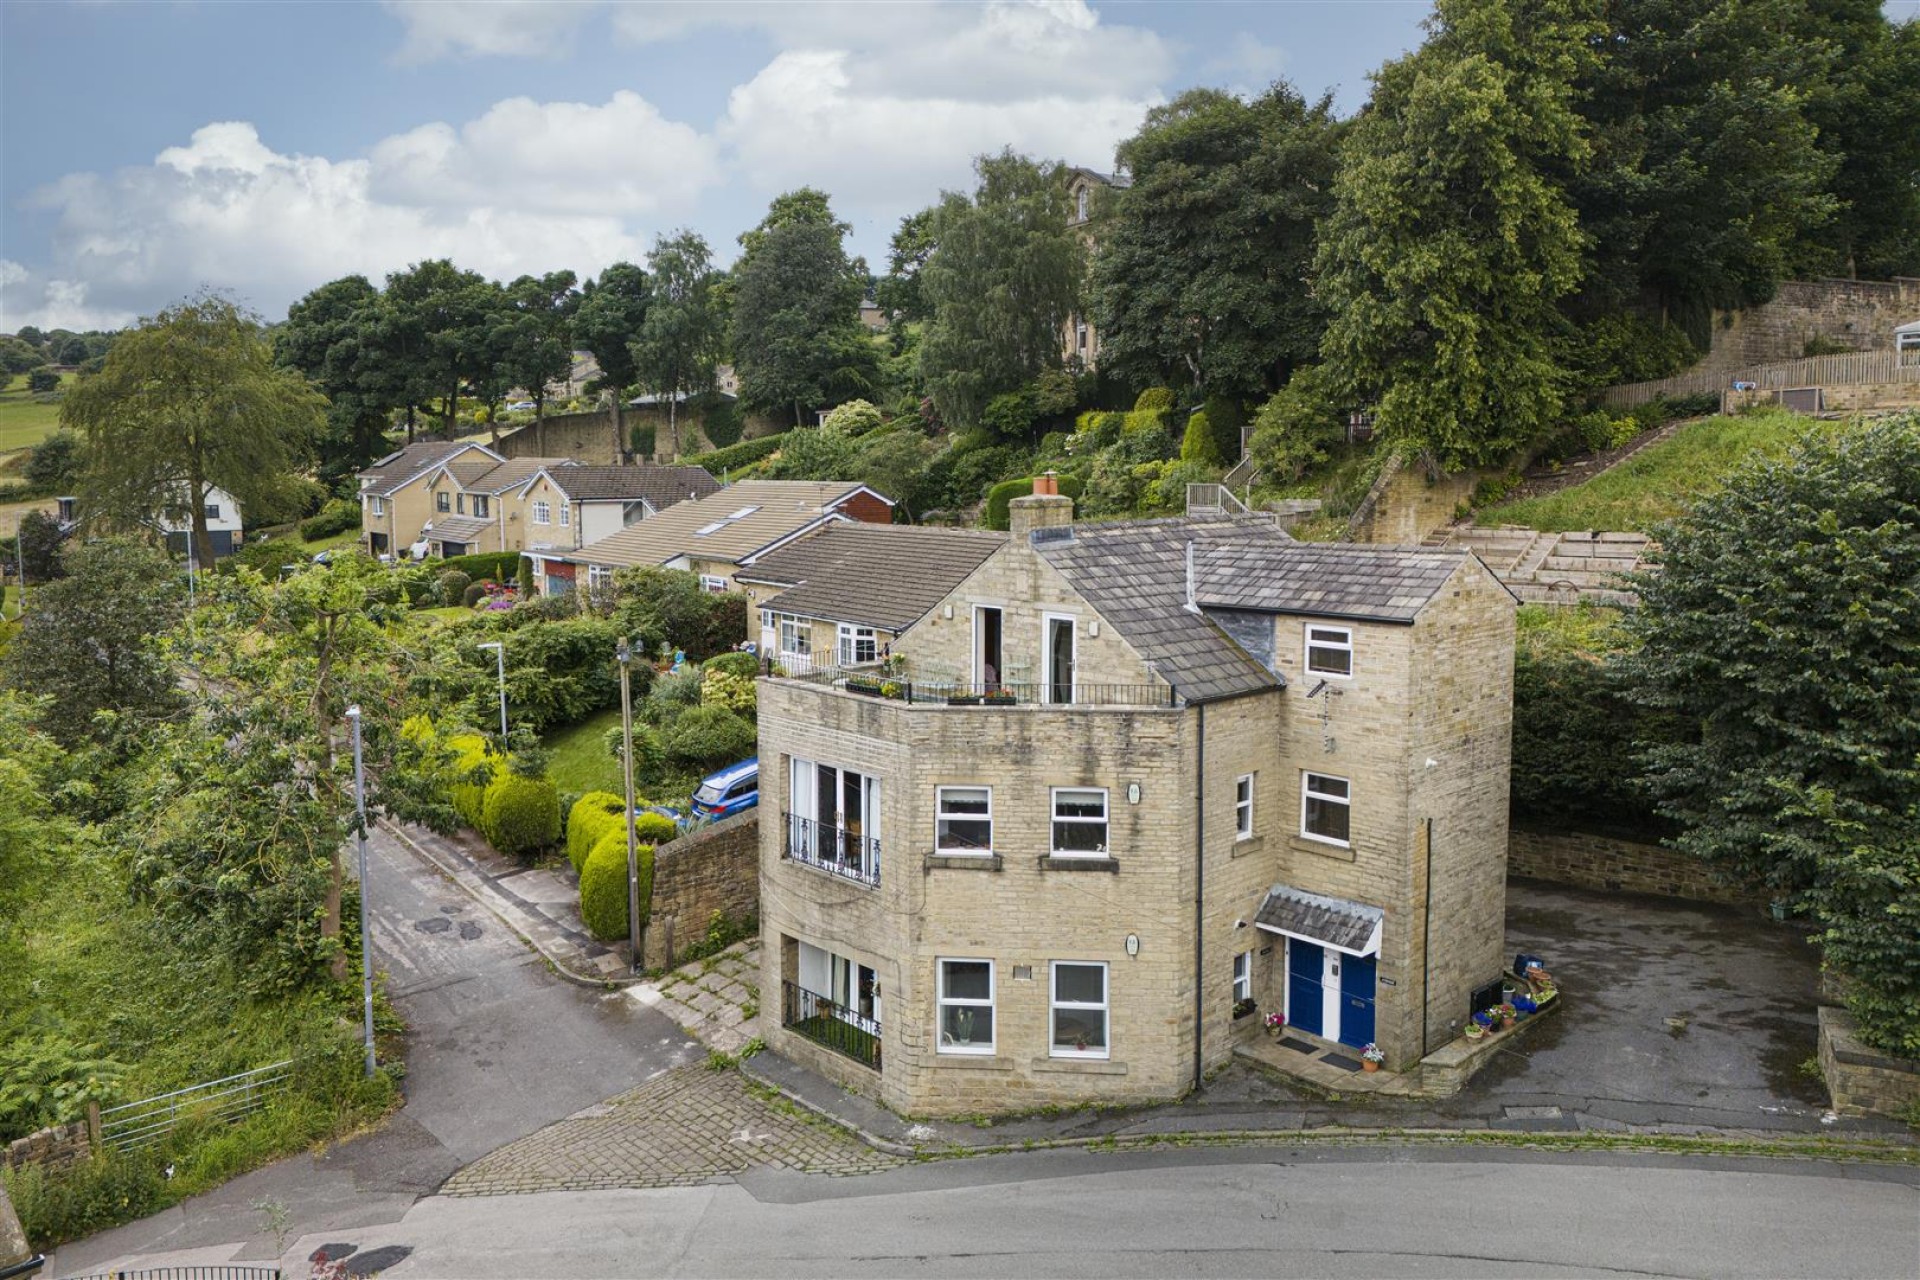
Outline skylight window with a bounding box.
[728,505,760,519]
[695,521,727,536]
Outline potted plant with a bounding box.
[1501,981,1517,1003]
[1263,1011,1286,1038]
[953,1009,974,1046]
[1512,993,1538,1017]
[1464,1020,1487,1041]
[1360,1043,1385,1072]
[983,689,1016,706]
[879,680,904,700]
[1497,1001,1517,1030]
[846,675,883,696]
[948,691,982,706]
[1231,997,1257,1021]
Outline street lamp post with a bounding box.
[476,641,507,742]
[345,706,376,1078]
[616,636,644,974]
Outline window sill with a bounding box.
[1230,836,1265,859]
[1039,856,1120,873]
[933,1053,1012,1070]
[925,853,1003,871]
[1031,1057,1128,1076]
[1290,835,1356,862]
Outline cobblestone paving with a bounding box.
[632,940,761,1054]
[442,1062,898,1195]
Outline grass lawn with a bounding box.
[1481,409,1826,533]
[0,373,73,454]
[0,494,55,539]
[2,584,19,620]
[544,706,625,796]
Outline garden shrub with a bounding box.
[223,539,308,579]
[692,432,787,473]
[701,668,756,716]
[1201,397,1245,462]
[1249,370,1343,483]
[1179,410,1222,466]
[437,552,521,582]
[26,367,60,394]
[822,399,884,436]
[579,829,654,941]
[481,771,561,857]
[297,499,360,542]
[567,791,627,873]
[645,663,705,721]
[699,396,743,449]
[1133,387,1175,414]
[603,721,666,780]
[1074,410,1126,450]
[435,570,471,607]
[633,811,679,847]
[663,704,756,768]
[461,581,489,608]
[703,650,760,680]
[446,733,496,828]
[984,474,1087,530]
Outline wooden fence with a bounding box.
[1602,349,1920,408]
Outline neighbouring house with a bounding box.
[357,441,504,558]
[1898,318,1920,361]
[756,479,1516,1117]
[1062,166,1129,371]
[517,465,722,557]
[49,486,244,561]
[527,480,894,598]
[735,523,1004,672]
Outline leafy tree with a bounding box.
[0,537,184,741]
[919,152,1085,433]
[23,430,80,493]
[1622,414,1920,1054]
[1247,368,1345,483]
[13,326,44,349]
[492,270,580,452]
[0,336,41,376]
[53,336,89,365]
[1092,85,1341,401]
[730,191,881,426]
[574,262,651,460]
[1314,0,1597,468]
[62,295,324,566]
[762,424,862,481]
[278,275,404,484]
[875,207,938,327]
[384,260,504,436]
[26,368,59,394]
[632,232,724,460]
[14,510,65,582]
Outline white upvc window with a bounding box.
[1301,772,1352,847]
[436,491,451,513]
[935,786,992,854]
[937,958,994,1054]
[1235,773,1255,840]
[1050,787,1109,856]
[778,614,811,657]
[700,575,729,593]
[559,502,570,527]
[1050,961,1108,1058]
[369,496,386,517]
[472,494,490,519]
[837,623,877,666]
[587,564,614,590]
[532,500,551,525]
[1232,951,1252,1003]
[1305,624,1354,678]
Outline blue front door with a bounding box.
[1339,952,1377,1047]
[1287,938,1324,1036]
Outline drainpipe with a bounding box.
[1421,816,1434,1059]
[1192,700,1207,1094]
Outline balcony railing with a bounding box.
[783,812,882,888]
[765,659,1175,709]
[783,980,882,1071]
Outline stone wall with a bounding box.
[647,810,759,970]
[1819,1005,1920,1119]
[2,1111,95,1176]
[1700,278,1920,373]
[497,411,623,464]
[1508,826,1753,905]
[1724,381,1920,414]
[1347,455,1480,545]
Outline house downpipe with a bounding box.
[1193,700,1207,1094]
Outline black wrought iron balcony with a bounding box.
[782,980,882,1071]
[782,812,882,888]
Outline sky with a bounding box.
[0,2,1564,331]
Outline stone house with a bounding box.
[357,441,502,558]
[516,465,721,560]
[1063,166,1129,370]
[756,483,1516,1116]
[526,480,895,598]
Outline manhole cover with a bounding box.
[1504,1105,1563,1119]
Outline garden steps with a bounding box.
[1420,524,1652,606]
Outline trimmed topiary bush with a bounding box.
[436,570,472,607]
[1179,410,1222,465]
[692,432,787,473]
[438,552,521,582]
[446,733,496,829]
[481,772,561,857]
[633,811,679,847]
[663,704,756,769]
[567,791,627,873]
[1134,387,1176,414]
[461,581,488,608]
[984,474,1086,531]
[579,829,654,941]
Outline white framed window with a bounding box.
[1050,787,1108,856]
[837,624,877,666]
[937,958,994,1054]
[1050,961,1108,1058]
[369,496,386,517]
[1235,773,1255,840]
[778,614,811,657]
[1232,951,1252,1003]
[700,575,729,594]
[436,491,451,513]
[472,494,490,519]
[935,786,992,854]
[204,502,220,521]
[559,502,570,527]
[532,500,551,525]
[1301,772,1351,846]
[587,564,614,590]
[1305,624,1353,678]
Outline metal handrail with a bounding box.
[769,660,1175,709]
[782,980,882,1071]
[782,812,881,888]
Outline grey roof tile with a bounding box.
[544,465,720,508]
[745,524,1005,632]
[1195,541,1470,623]
[1254,885,1384,954]
[359,441,494,496]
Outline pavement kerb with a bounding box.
[378,818,645,992]
[734,1055,1920,1166]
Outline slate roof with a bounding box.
[1034,514,1290,703]
[463,458,566,495]
[1195,541,1471,623]
[423,515,493,542]
[741,524,1005,633]
[358,441,496,497]
[543,465,720,509]
[1254,885,1384,956]
[563,481,875,570]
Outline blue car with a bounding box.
[691,757,758,820]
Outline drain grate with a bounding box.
[1504,1105,1563,1119]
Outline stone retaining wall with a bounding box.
[647,810,759,970]
[1700,278,1920,373]
[2,1110,95,1176]
[1819,1006,1920,1119]
[1508,826,1754,905]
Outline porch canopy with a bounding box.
[423,515,492,543]
[1253,884,1383,957]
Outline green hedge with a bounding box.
[633,811,679,847]
[689,432,787,474]
[662,704,756,769]
[436,552,521,583]
[481,772,561,857]
[984,474,1086,531]
[703,650,760,680]
[580,829,654,941]
[446,733,495,829]
[567,791,627,874]
[298,499,360,541]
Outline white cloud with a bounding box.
[383,0,597,62]
[1202,33,1292,90]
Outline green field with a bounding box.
[1481,409,1825,533]
[0,372,73,455]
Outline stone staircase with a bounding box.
[1423,526,1650,606]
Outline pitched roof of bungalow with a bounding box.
[540,464,721,509]
[739,523,1006,633]
[559,480,885,570]
[358,441,499,496]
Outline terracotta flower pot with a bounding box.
[1362,1060,1380,1073]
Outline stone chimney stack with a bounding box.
[1009,472,1073,541]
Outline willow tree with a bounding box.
[64,294,323,566]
